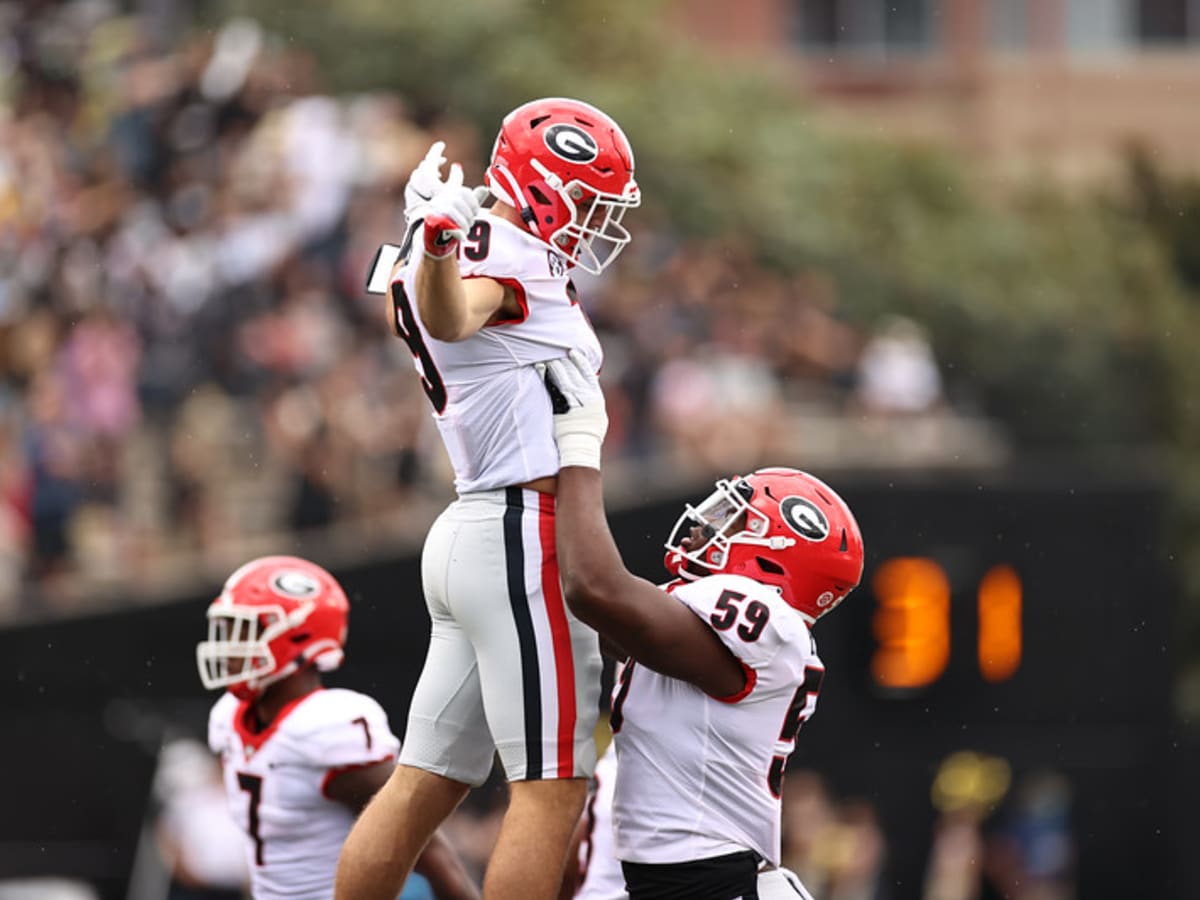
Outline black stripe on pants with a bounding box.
[504,486,543,779]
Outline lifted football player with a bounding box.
[339,98,640,900]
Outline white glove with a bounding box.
[404,141,447,224]
[422,164,491,259]
[536,349,608,470]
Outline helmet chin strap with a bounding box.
[244,658,300,697]
[492,165,542,238]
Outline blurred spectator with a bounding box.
[824,799,888,900]
[854,316,944,416]
[982,771,1076,900]
[923,751,1014,900]
[780,769,889,900]
[780,768,838,892]
[23,370,86,586]
[0,403,30,616]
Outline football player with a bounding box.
[339,98,640,900]
[539,353,863,900]
[197,555,479,900]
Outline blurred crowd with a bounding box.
[0,1,967,619]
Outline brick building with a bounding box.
[675,0,1200,180]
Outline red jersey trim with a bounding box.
[712,660,758,704]
[461,275,530,327]
[320,754,397,799]
[233,687,324,754]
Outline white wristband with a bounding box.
[553,402,608,470]
[557,433,603,470]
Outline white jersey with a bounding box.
[611,575,824,867]
[387,214,603,494]
[207,688,400,900]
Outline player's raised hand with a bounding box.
[403,140,447,223]
[422,163,490,259]
[536,349,608,470]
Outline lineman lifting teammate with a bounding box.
[540,352,864,900]
[338,97,641,900]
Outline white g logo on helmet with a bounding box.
[270,571,321,599]
[544,124,599,163]
[779,496,830,543]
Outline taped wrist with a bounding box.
[554,406,608,470]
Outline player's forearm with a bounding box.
[415,256,473,342]
[556,467,635,628]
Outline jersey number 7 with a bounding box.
[237,772,265,865]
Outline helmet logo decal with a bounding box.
[816,591,836,608]
[779,496,830,542]
[270,570,320,599]
[544,124,598,163]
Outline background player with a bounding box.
[539,354,863,899]
[337,97,641,900]
[197,555,478,900]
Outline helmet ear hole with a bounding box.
[756,556,785,576]
[528,185,553,206]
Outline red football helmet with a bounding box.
[196,556,349,700]
[664,468,865,623]
[485,97,640,274]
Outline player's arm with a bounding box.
[413,831,482,900]
[326,763,479,899]
[413,161,513,342]
[540,353,747,699]
[556,466,746,698]
[415,256,510,342]
[325,760,395,814]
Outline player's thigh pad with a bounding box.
[399,505,497,785]
[441,488,601,781]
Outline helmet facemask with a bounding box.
[196,601,308,696]
[664,478,796,580]
[527,158,640,274]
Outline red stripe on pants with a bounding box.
[539,491,577,778]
